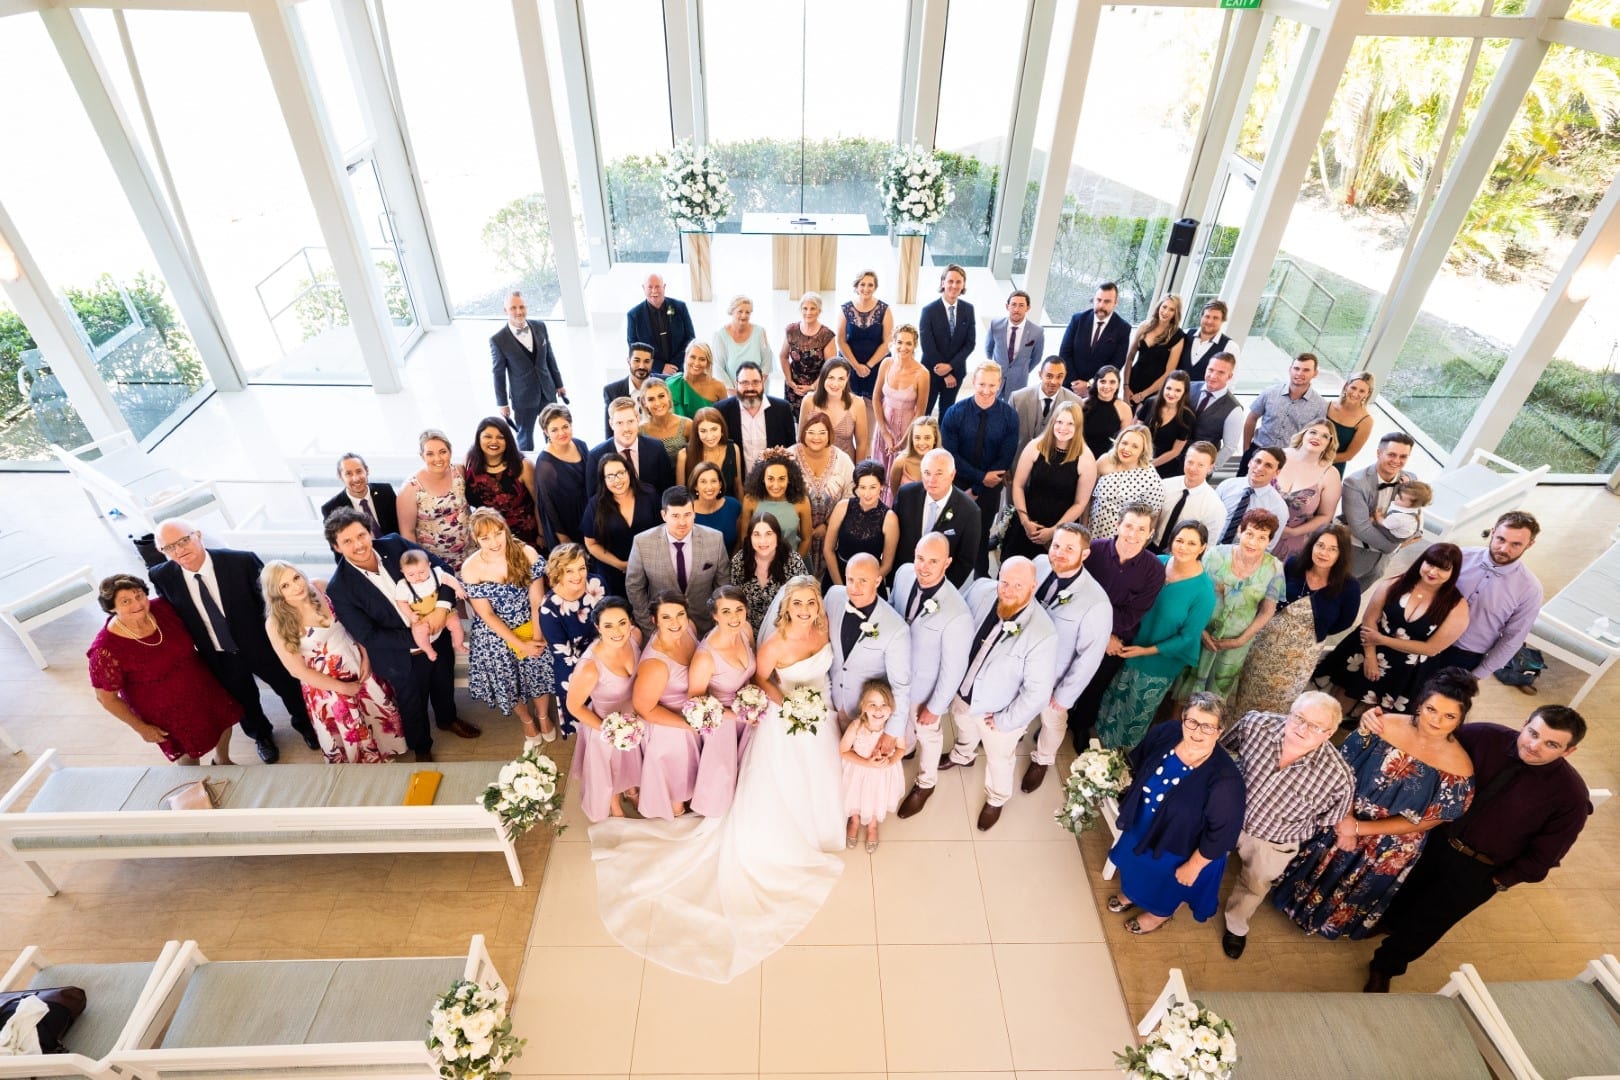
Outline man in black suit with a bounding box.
[1057,281,1132,396]
[319,453,399,545]
[918,264,976,415]
[601,343,657,433]
[149,518,319,763]
[490,291,567,452]
[892,448,980,589]
[586,395,675,499]
[323,509,479,762]
[714,361,795,477]
[626,273,696,376]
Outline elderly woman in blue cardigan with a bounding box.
[1106,691,1245,935]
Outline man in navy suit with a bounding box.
[319,453,399,542]
[625,273,696,376]
[586,396,675,499]
[918,264,976,415]
[891,448,980,589]
[490,291,567,452]
[984,289,1045,402]
[324,509,479,761]
[1057,281,1132,396]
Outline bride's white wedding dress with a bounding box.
[588,643,845,982]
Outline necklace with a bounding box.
[112,615,163,646]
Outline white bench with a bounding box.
[1446,955,1620,1080]
[0,751,523,896]
[0,530,99,671]
[1526,536,1620,707]
[1422,448,1548,545]
[50,434,233,534]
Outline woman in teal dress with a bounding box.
[711,295,773,386]
[740,451,813,560]
[1096,520,1218,750]
[1177,508,1285,699]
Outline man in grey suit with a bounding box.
[984,289,1046,402]
[1010,356,1081,460]
[893,533,975,820]
[1023,524,1112,793]
[625,486,730,636]
[823,553,911,733]
[939,556,1059,830]
[1340,431,1419,587]
[490,291,567,452]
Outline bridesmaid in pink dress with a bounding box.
[565,598,643,821]
[687,586,757,818]
[871,324,931,477]
[633,593,701,819]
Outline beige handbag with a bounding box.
[157,777,228,811]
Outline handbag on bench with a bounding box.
[157,777,228,812]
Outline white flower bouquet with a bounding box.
[427,977,525,1080]
[734,684,770,727]
[660,140,734,230]
[780,685,826,736]
[599,711,646,751]
[683,694,724,732]
[480,747,564,841]
[1116,998,1237,1080]
[1055,746,1131,835]
[879,144,954,232]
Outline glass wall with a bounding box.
[583,0,675,261]
[1010,0,1074,292]
[0,292,92,463]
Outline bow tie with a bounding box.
[1377,479,1402,490]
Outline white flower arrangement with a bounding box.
[780,685,826,736]
[427,977,525,1080]
[734,684,770,727]
[1116,997,1237,1080]
[683,694,725,733]
[659,140,734,231]
[1055,747,1130,835]
[879,144,954,232]
[599,710,646,752]
[480,747,564,841]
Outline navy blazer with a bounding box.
[626,298,697,373]
[325,535,447,693]
[1058,311,1132,383]
[490,320,564,410]
[320,483,399,541]
[584,436,674,500]
[918,298,976,385]
[891,481,980,588]
[150,547,277,662]
[1115,720,1245,862]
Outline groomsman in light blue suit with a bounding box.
[892,533,976,820]
[1023,524,1112,794]
[939,556,1058,830]
[823,553,911,735]
[984,289,1046,402]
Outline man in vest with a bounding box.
[1186,352,1243,474]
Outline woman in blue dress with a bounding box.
[836,269,893,398]
[689,462,742,552]
[1107,691,1244,935]
[536,543,604,737]
[461,508,551,747]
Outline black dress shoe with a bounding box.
[439,719,481,739]
[294,726,321,752]
[896,784,933,819]
[254,736,280,764]
[937,753,959,771]
[1020,761,1048,793]
[976,803,1003,831]
[415,749,436,763]
[1363,967,1391,993]
[1221,931,1247,960]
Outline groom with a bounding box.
[824,553,910,740]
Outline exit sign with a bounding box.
[1220,0,1261,8]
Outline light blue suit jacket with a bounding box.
[959,580,1059,732]
[823,586,912,737]
[892,565,975,719]
[985,316,1046,401]
[1032,555,1113,709]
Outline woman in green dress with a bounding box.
[666,341,729,419]
[1096,520,1218,750]
[1177,508,1285,699]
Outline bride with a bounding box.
[589,575,845,982]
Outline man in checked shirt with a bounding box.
[1215,692,1354,960]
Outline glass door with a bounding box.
[346,155,419,350]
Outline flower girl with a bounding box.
[839,678,906,852]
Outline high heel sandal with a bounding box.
[1107,895,1136,915]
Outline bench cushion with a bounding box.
[11,825,499,851]
[32,960,155,1060]
[2,572,94,621]
[1486,979,1620,1079]
[27,767,151,814]
[306,957,466,1044]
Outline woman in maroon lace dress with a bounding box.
[87,574,240,764]
[465,416,541,549]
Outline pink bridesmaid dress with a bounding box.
[687,638,757,818]
[841,722,906,825]
[571,640,643,823]
[636,640,701,819]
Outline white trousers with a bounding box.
[949,696,1030,808]
[1223,830,1300,936]
[1030,702,1067,767]
[912,706,946,790]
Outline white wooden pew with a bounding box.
[50,434,233,533]
[1526,534,1620,706]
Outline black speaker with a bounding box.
[1166,218,1199,257]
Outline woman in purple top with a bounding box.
[633,591,701,819]
[565,598,643,822]
[687,585,757,818]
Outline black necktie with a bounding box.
[1377,479,1402,490]
[1037,572,1066,606]
[1161,489,1191,549]
[1041,396,1053,423]
[195,573,237,653]
[673,540,687,592]
[358,496,379,534]
[1007,324,1017,359]
[1220,488,1253,545]
[1196,392,1211,416]
[841,604,870,657]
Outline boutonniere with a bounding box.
[942,509,954,522]
[922,598,939,617]
[1000,620,1022,637]
[664,305,673,316]
[858,620,880,640]
[1056,588,1075,606]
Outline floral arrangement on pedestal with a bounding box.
[1116,998,1237,1080]
[1055,746,1131,835]
[660,140,735,231]
[480,747,564,840]
[879,144,954,233]
[426,978,525,1080]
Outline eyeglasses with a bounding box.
[1287,712,1334,737]
[1182,718,1220,735]
[158,531,199,556]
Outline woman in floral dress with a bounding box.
[792,411,854,579]
[779,292,838,413]
[1177,509,1286,699]
[1087,425,1165,541]
[537,544,604,737]
[462,508,552,747]
[398,428,472,571]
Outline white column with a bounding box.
[988,0,1054,279]
[552,0,613,273]
[896,0,924,147]
[664,0,702,145]
[251,0,402,392]
[909,0,948,148]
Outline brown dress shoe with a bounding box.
[976,803,1003,831]
[937,753,960,771]
[439,719,482,739]
[896,784,934,819]
[415,749,435,763]
[1020,761,1048,793]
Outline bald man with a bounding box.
[893,533,975,819]
[824,553,910,734]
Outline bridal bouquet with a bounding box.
[1116,998,1236,1080]
[660,140,734,230]
[427,977,525,1080]
[683,695,724,733]
[880,143,953,232]
[599,711,645,751]
[734,685,770,727]
[480,747,564,841]
[780,686,826,736]
[1056,747,1131,835]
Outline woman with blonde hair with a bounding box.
[1088,424,1166,540]
[1272,419,1344,561]
[1122,294,1186,406]
[461,507,553,746]
[1005,400,1098,561]
[781,291,838,412]
[712,294,772,386]
[537,542,605,736]
[639,377,693,464]
[398,428,471,571]
[1326,371,1376,475]
[667,340,728,417]
[886,414,941,498]
[262,561,405,762]
[872,323,932,476]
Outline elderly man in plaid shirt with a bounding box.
[1216,691,1354,959]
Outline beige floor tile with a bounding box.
[1514,887,1620,943]
[883,765,973,842]
[511,946,642,1075]
[759,945,885,1073]
[884,1074,1016,1080]
[878,944,1012,1072]
[1014,1072,1125,1079]
[872,841,990,945]
[959,768,1071,843]
[995,943,1133,1072]
[629,961,760,1075]
[318,892,421,948]
[381,851,476,892]
[787,849,876,946]
[759,1074,885,1080]
[404,891,510,951]
[555,775,593,841]
[975,842,1105,944]
[530,840,647,949]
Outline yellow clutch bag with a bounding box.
[507,621,536,656]
[403,770,442,806]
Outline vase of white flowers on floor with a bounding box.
[427,978,525,1080]
[661,140,733,302]
[880,143,953,303]
[1117,997,1237,1080]
[480,746,565,840]
[1055,746,1130,835]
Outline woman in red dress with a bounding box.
[87,574,241,764]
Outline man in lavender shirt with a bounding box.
[1432,510,1543,679]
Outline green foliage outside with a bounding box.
[292,258,413,341]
